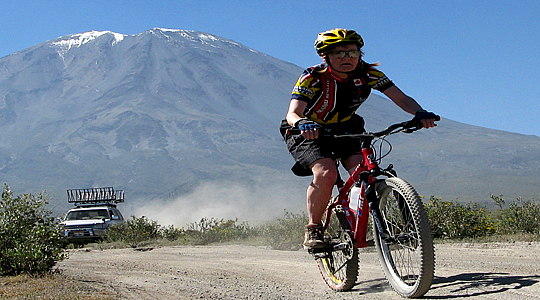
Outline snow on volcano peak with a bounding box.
[52,30,125,52]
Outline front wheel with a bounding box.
[373,177,435,298]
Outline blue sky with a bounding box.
[2,0,539,136]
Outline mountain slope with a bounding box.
[1,28,539,223]
[1,28,313,221]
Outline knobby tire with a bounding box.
[373,177,435,298]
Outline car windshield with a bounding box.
[66,209,110,220]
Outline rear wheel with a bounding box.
[373,177,435,298]
[316,206,358,292]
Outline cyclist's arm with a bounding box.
[286,99,308,127]
[383,86,422,115]
[383,86,436,128]
[286,99,320,139]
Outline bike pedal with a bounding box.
[313,252,329,259]
[309,248,330,259]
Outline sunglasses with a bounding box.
[328,50,362,59]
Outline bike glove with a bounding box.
[295,119,321,131]
[414,109,438,121]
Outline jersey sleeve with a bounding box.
[291,68,321,102]
[366,67,395,92]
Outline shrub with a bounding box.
[105,215,162,247]
[185,217,254,245]
[161,225,186,241]
[105,216,255,247]
[0,184,66,276]
[496,196,540,234]
[259,210,308,250]
[424,196,496,239]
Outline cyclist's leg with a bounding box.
[342,154,363,174]
[307,158,338,226]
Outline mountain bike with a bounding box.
[293,117,437,298]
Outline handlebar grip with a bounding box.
[412,114,441,126]
[403,115,440,133]
[287,128,301,135]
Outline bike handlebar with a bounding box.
[288,115,440,138]
[366,115,441,138]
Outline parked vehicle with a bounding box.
[61,187,125,246]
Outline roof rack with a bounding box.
[67,187,124,207]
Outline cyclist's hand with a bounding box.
[414,109,439,128]
[295,119,321,139]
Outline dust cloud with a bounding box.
[124,177,309,227]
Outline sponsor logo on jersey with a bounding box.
[292,86,314,97]
[372,77,390,89]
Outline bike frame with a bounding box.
[322,145,378,248]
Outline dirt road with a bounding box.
[58,242,540,299]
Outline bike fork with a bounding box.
[365,180,393,243]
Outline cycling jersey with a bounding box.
[291,62,395,124]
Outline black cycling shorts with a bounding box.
[279,115,366,176]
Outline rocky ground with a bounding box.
[57,242,540,299]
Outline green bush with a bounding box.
[0,184,66,276]
[258,210,308,250]
[105,216,162,247]
[424,196,496,239]
[105,216,255,247]
[495,195,540,234]
[186,217,254,245]
[161,224,186,241]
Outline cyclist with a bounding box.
[280,28,438,249]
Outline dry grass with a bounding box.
[0,273,118,300]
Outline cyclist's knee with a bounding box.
[343,154,363,174]
[315,169,337,185]
[311,160,338,185]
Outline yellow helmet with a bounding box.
[314,28,364,54]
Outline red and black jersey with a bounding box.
[291,62,394,124]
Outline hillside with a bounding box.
[0,28,539,224]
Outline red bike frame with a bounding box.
[322,147,379,248]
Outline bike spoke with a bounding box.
[391,246,421,284]
[333,256,348,274]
